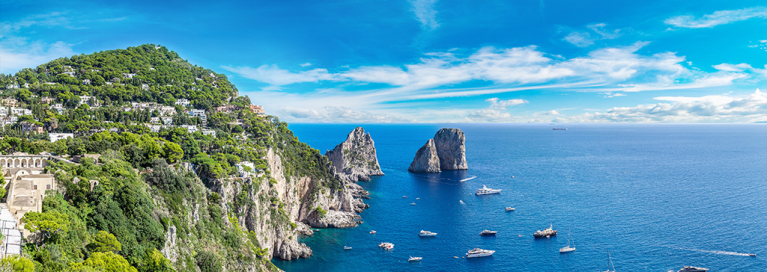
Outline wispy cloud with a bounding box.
[299,62,312,67]
[665,6,767,28]
[221,64,341,88]
[713,63,767,77]
[466,98,528,122]
[563,23,622,47]
[0,39,76,74]
[409,0,439,30]
[554,89,767,123]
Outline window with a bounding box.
[34,185,37,190]
[46,185,51,190]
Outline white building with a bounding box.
[181,125,198,133]
[175,99,191,107]
[52,104,65,114]
[123,73,136,79]
[150,117,161,124]
[161,117,173,125]
[158,106,176,116]
[0,107,8,116]
[11,108,32,116]
[202,129,216,137]
[49,133,74,142]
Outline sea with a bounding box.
[273,123,767,271]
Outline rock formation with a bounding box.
[326,127,385,182]
[408,128,468,172]
[408,139,441,173]
[433,128,468,170]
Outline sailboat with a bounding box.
[559,227,575,253]
[604,248,616,272]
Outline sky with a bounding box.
[2,0,767,123]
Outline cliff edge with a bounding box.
[408,128,467,172]
[326,127,385,182]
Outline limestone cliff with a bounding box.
[433,128,468,170]
[325,127,384,182]
[408,128,468,172]
[408,139,441,173]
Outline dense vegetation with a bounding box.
[0,45,341,271]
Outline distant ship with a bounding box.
[344,246,352,250]
[533,223,557,238]
[553,127,567,130]
[466,248,495,258]
[678,266,708,272]
[479,230,497,236]
[476,185,501,195]
[378,242,394,250]
[419,230,438,237]
[408,256,422,262]
[505,207,515,212]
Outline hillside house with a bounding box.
[11,108,32,116]
[0,107,7,116]
[175,99,191,107]
[150,117,160,124]
[181,125,198,133]
[49,133,74,142]
[82,79,91,85]
[161,117,173,125]
[158,106,176,116]
[52,104,65,114]
[41,97,55,104]
[141,84,149,90]
[20,122,44,134]
[202,129,216,137]
[216,105,237,113]
[123,73,136,79]
[2,98,18,107]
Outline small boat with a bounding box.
[533,223,557,238]
[408,256,422,262]
[403,196,408,198]
[344,246,352,250]
[416,198,420,200]
[479,230,497,236]
[459,200,465,205]
[378,242,394,250]
[410,202,416,206]
[559,227,575,253]
[678,266,708,272]
[505,207,515,211]
[370,230,376,234]
[476,185,501,195]
[465,248,495,258]
[748,253,756,257]
[419,230,438,237]
[553,127,567,130]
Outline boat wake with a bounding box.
[676,247,753,257]
[459,200,466,205]
[460,176,477,182]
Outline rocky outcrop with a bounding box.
[306,210,361,228]
[408,139,441,173]
[274,229,313,260]
[326,127,384,182]
[433,128,468,170]
[408,128,468,172]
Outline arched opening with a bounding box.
[14,159,20,168]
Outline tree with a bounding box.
[69,252,137,272]
[88,231,122,253]
[162,142,183,163]
[22,211,69,246]
[195,251,222,272]
[141,249,175,272]
[0,255,34,272]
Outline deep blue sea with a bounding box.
[273,124,767,271]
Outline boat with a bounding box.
[403,196,407,198]
[378,242,394,250]
[465,248,495,258]
[370,230,376,234]
[505,207,515,211]
[476,185,501,195]
[479,230,497,236]
[419,230,438,237]
[678,266,709,272]
[749,253,756,257]
[344,246,352,250]
[604,249,616,272]
[459,200,466,205]
[559,227,575,253]
[408,256,422,262]
[533,223,557,238]
[416,198,420,200]
[410,202,416,206]
[553,127,567,130]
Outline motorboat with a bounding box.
[465,248,495,258]
[344,246,352,250]
[505,207,515,211]
[476,185,501,195]
[459,200,465,205]
[378,242,394,250]
[403,196,408,198]
[419,230,438,237]
[678,266,708,272]
[479,230,497,236]
[411,202,416,206]
[408,256,422,262]
[370,230,376,234]
[533,223,557,238]
[559,226,575,253]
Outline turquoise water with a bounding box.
[274,124,767,271]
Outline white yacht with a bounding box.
[505,207,515,211]
[678,266,708,272]
[533,223,557,238]
[419,230,438,237]
[559,226,575,253]
[378,242,394,250]
[344,246,352,250]
[410,202,416,206]
[479,230,497,236]
[465,248,495,258]
[476,185,501,195]
[408,256,422,262]
[369,230,376,234]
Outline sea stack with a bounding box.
[408,128,468,172]
[408,139,441,173]
[325,127,384,182]
[433,128,468,170]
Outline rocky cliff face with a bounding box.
[408,139,441,173]
[433,128,468,170]
[408,128,468,172]
[326,127,384,182]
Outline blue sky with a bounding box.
[2,0,767,123]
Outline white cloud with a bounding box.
[486,97,528,109]
[563,23,622,47]
[0,39,76,74]
[409,0,439,30]
[220,64,341,88]
[554,89,767,123]
[713,63,767,76]
[466,97,528,122]
[300,62,312,67]
[665,7,767,28]
[546,110,560,115]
